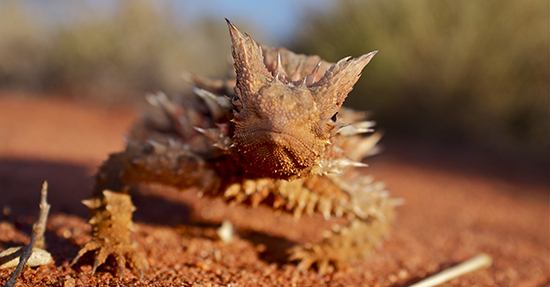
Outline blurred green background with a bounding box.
[0,0,548,161]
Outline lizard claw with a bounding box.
[72,238,148,278]
[91,259,100,276]
[69,254,82,267]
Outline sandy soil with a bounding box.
[0,93,548,286]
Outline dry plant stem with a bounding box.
[3,181,51,287]
[33,182,51,249]
[409,254,493,287]
[0,249,24,267]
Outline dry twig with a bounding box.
[409,253,493,287]
[2,181,51,287]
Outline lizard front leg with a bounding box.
[71,150,147,278]
[71,189,147,278]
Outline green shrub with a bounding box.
[0,0,51,89]
[293,0,549,159]
[0,0,232,103]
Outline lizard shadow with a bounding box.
[0,159,93,218]
[238,229,297,264]
[131,187,300,265]
[131,189,193,228]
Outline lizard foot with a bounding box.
[71,238,147,279]
[71,190,148,278]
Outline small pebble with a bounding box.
[0,247,53,269]
[63,276,76,287]
[217,220,234,243]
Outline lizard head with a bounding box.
[226,19,377,180]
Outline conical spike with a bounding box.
[343,158,368,168]
[224,183,241,198]
[193,88,229,120]
[291,60,303,82]
[337,121,377,136]
[318,197,332,220]
[146,92,178,115]
[274,51,288,82]
[305,61,323,86]
[299,76,308,87]
[147,140,167,155]
[193,87,232,109]
[82,198,101,209]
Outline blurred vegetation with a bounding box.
[293,0,549,160]
[0,0,232,103]
[0,0,547,160]
[0,0,50,90]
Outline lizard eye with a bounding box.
[330,112,338,122]
[232,94,242,111]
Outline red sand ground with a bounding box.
[0,93,548,286]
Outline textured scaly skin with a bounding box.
[72,20,400,277]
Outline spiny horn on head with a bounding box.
[309,51,378,117]
[226,19,271,94]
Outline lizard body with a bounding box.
[72,20,399,277]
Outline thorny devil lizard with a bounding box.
[71,20,400,277]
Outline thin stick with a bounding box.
[3,181,51,287]
[33,182,50,249]
[409,254,493,287]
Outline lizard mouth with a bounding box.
[234,129,319,179]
